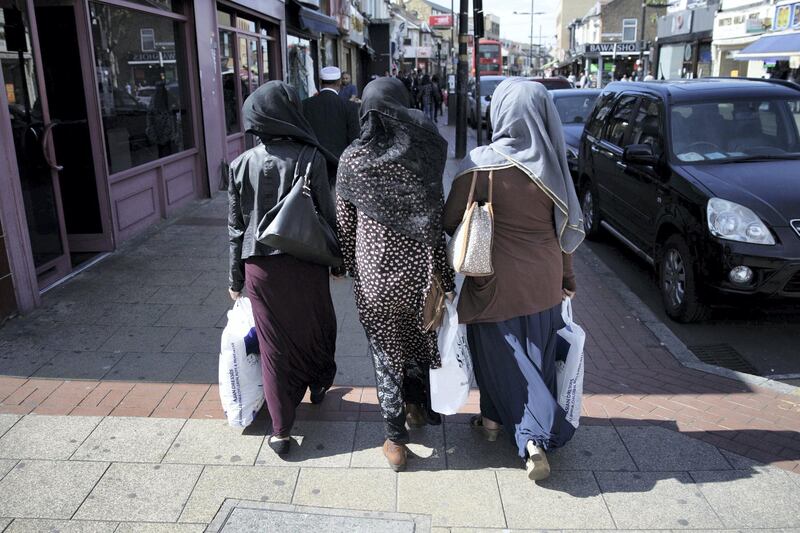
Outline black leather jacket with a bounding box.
[228,140,335,291]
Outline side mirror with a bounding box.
[623,143,658,165]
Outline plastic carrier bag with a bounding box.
[430,298,473,415]
[555,297,585,429]
[218,297,264,428]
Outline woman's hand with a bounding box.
[562,288,576,300]
[229,289,241,301]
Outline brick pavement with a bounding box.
[1,125,799,478]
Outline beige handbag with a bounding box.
[447,170,494,277]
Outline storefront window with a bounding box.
[217,11,279,137]
[658,43,686,80]
[90,2,194,174]
[219,30,238,135]
[697,43,712,78]
[261,38,271,81]
[236,15,256,33]
[322,35,337,67]
[217,9,233,27]
[288,35,315,99]
[125,0,184,14]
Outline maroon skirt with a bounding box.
[245,254,337,436]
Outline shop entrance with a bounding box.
[2,0,114,289]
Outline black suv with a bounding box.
[578,79,800,322]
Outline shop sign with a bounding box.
[429,14,453,28]
[128,51,176,63]
[745,17,765,33]
[671,11,694,35]
[584,42,640,54]
[417,46,432,58]
[349,5,365,46]
[772,3,795,30]
[715,8,769,39]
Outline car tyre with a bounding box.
[659,234,711,323]
[580,179,601,240]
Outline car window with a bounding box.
[585,92,615,138]
[602,96,638,147]
[670,98,800,163]
[553,94,600,124]
[627,98,663,154]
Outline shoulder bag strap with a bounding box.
[487,169,494,205]
[466,171,478,206]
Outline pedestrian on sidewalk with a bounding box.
[419,75,436,122]
[228,81,340,457]
[336,77,455,472]
[444,78,585,481]
[302,66,360,179]
[431,74,443,124]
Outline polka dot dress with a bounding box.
[337,196,443,374]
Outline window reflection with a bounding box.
[219,30,238,134]
[90,2,194,173]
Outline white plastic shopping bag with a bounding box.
[219,297,264,428]
[555,297,585,428]
[430,298,473,415]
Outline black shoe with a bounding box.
[425,407,442,426]
[310,385,328,405]
[268,435,291,456]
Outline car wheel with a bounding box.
[659,234,711,323]
[580,180,601,240]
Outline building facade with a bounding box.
[654,0,720,79]
[0,0,367,320]
[568,0,663,84]
[554,0,597,62]
[712,0,772,78]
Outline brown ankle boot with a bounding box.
[382,439,407,472]
[405,403,427,428]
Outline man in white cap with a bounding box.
[302,65,359,174]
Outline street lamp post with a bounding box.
[513,7,545,76]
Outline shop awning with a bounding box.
[735,33,800,60]
[299,5,340,35]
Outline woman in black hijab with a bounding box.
[336,77,454,471]
[228,81,339,456]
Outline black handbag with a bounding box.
[257,147,342,267]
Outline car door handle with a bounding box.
[590,145,600,153]
[615,161,628,171]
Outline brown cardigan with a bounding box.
[443,166,576,324]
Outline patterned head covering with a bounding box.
[337,77,448,246]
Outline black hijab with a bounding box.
[336,77,447,246]
[242,80,337,165]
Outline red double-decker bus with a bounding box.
[474,38,502,76]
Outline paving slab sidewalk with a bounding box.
[0,123,798,530]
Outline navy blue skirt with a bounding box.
[467,303,576,458]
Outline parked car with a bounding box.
[526,76,574,90]
[578,79,800,322]
[135,86,156,107]
[467,75,506,128]
[550,88,601,176]
[485,77,584,137]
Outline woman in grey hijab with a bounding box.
[444,78,585,481]
[228,81,338,457]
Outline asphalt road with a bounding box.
[586,231,800,385]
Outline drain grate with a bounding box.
[688,343,760,375]
[175,217,227,226]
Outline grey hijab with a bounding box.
[455,78,585,253]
